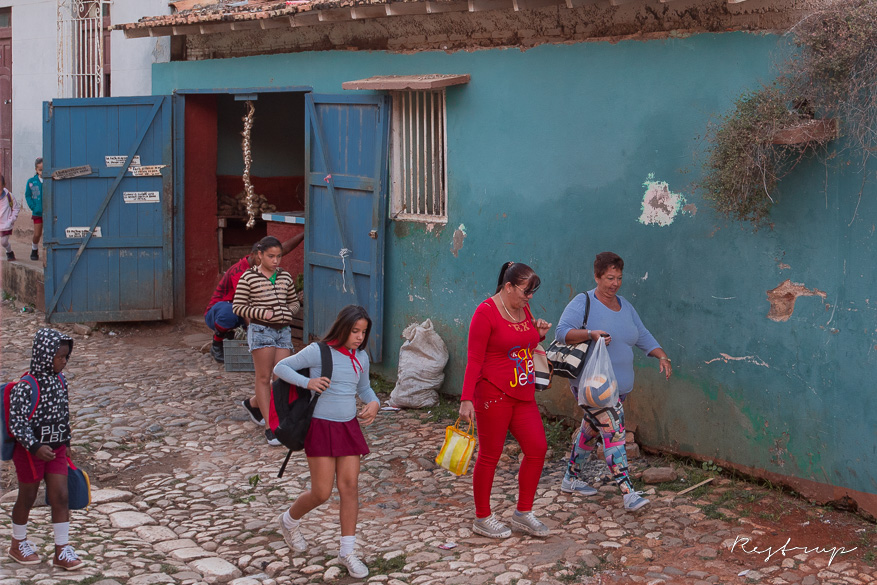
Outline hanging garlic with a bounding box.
[241,100,257,228]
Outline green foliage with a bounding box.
[369,372,395,396]
[702,460,723,473]
[543,417,575,461]
[1,290,16,302]
[370,553,407,575]
[248,474,261,489]
[700,84,808,227]
[701,0,877,228]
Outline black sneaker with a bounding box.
[242,399,264,425]
[265,429,281,447]
[5,251,14,261]
[210,340,224,363]
[29,250,38,261]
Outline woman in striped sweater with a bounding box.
[233,236,301,446]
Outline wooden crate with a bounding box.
[223,339,254,372]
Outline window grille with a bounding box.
[390,90,448,223]
[58,0,111,98]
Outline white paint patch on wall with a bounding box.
[638,173,688,227]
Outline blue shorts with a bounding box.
[247,323,292,352]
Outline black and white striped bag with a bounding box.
[545,293,592,379]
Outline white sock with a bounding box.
[1,236,10,252]
[52,522,70,546]
[339,535,356,558]
[31,244,38,251]
[11,522,27,540]
[281,511,299,531]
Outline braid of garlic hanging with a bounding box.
[241,100,257,228]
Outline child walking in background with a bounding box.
[0,174,21,261]
[25,157,44,261]
[6,328,85,570]
[273,305,380,579]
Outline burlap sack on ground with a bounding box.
[388,319,448,409]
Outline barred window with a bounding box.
[390,90,448,223]
[58,0,111,98]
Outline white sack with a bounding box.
[388,319,448,409]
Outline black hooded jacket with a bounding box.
[8,328,73,454]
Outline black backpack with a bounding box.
[272,341,333,477]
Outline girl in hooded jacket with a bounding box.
[6,328,85,570]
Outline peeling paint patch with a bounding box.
[451,224,467,257]
[777,262,791,270]
[705,353,770,368]
[641,272,648,281]
[426,223,435,233]
[682,203,697,215]
[766,279,827,322]
[638,174,687,227]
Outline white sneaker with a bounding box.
[472,513,512,538]
[510,510,550,537]
[339,553,369,578]
[278,513,307,552]
[561,475,598,496]
[623,491,650,511]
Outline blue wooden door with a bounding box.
[305,94,390,361]
[43,96,173,322]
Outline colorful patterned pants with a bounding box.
[565,399,633,494]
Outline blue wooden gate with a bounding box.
[43,96,174,322]
[304,94,390,361]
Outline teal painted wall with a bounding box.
[154,33,876,508]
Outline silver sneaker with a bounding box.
[472,513,512,538]
[278,513,307,552]
[623,491,650,511]
[339,553,369,578]
[561,476,598,496]
[510,511,550,537]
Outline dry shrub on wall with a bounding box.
[700,0,877,229]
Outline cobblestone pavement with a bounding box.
[0,304,874,585]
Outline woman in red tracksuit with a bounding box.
[459,262,553,539]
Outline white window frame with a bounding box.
[389,89,448,224]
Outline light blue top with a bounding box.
[273,342,380,422]
[555,289,661,396]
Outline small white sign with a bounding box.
[106,155,141,167]
[130,165,166,177]
[65,226,102,239]
[123,191,160,203]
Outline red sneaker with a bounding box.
[53,544,85,570]
[8,539,41,565]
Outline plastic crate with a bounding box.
[223,339,254,372]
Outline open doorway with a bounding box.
[182,90,307,316]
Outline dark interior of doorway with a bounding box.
[183,91,306,315]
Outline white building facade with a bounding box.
[0,0,169,207]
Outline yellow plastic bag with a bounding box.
[435,418,476,476]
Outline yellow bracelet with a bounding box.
[660,357,671,362]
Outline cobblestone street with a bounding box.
[0,304,874,585]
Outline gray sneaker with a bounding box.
[561,475,598,496]
[510,510,550,537]
[472,514,512,538]
[278,513,307,552]
[623,491,650,511]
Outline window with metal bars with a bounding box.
[57,0,111,98]
[390,90,448,223]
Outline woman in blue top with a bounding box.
[554,252,672,511]
[272,305,380,579]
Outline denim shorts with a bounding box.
[247,323,293,351]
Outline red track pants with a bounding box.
[472,380,547,518]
